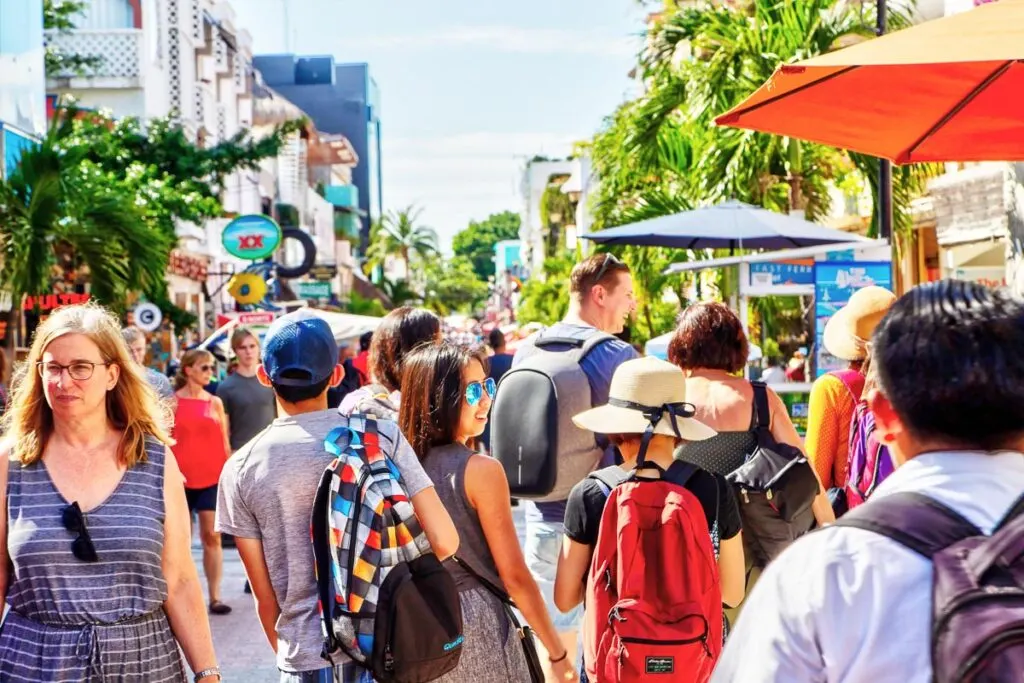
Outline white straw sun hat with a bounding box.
[573,356,716,442]
[823,286,896,361]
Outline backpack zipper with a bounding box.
[953,627,1024,680]
[933,590,1024,637]
[620,635,712,658]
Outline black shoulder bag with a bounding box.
[452,557,544,683]
[726,382,819,522]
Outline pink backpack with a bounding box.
[844,399,894,509]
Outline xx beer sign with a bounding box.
[222,215,283,261]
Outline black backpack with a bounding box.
[491,331,615,501]
[727,382,818,564]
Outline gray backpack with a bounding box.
[491,331,614,502]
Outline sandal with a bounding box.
[209,600,232,615]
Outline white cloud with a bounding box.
[344,25,639,58]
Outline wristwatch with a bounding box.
[194,667,222,682]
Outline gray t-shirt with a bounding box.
[216,372,277,451]
[215,410,434,673]
[144,367,174,400]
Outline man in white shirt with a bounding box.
[712,280,1024,683]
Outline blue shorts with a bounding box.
[185,484,218,513]
[522,506,583,632]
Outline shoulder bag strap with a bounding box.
[750,381,772,438]
[834,491,981,559]
[452,556,514,607]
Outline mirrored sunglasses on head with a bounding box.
[465,378,496,406]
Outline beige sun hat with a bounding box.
[823,285,897,361]
[573,356,716,442]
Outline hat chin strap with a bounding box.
[607,398,696,471]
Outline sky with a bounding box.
[232,0,647,250]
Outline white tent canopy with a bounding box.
[199,309,383,358]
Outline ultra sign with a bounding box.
[222,215,283,261]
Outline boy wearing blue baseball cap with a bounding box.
[215,310,459,682]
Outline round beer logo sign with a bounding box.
[222,215,283,261]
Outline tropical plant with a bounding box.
[379,277,420,307]
[0,126,172,347]
[451,210,521,281]
[423,256,490,316]
[517,253,575,327]
[365,205,440,276]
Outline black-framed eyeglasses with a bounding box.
[592,253,624,288]
[61,501,98,562]
[37,361,109,382]
[196,364,215,372]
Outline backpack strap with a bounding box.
[534,330,616,364]
[588,466,628,497]
[829,369,866,401]
[750,381,772,437]
[834,491,981,559]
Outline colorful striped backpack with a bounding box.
[310,415,464,682]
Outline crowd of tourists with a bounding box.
[0,251,1022,683]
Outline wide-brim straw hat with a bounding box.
[823,285,897,361]
[573,356,716,442]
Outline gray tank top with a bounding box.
[422,443,505,592]
[5,437,170,624]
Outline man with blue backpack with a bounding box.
[491,252,638,668]
[215,310,460,682]
[712,280,1024,683]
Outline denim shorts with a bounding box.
[522,511,583,632]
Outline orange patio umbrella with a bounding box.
[715,0,1024,164]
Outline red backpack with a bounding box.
[583,460,722,682]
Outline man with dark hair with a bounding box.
[713,280,1024,683]
[215,310,458,682]
[510,252,638,665]
[480,328,514,453]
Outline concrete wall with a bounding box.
[0,0,46,138]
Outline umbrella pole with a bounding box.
[877,0,894,242]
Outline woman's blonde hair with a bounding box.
[174,348,214,391]
[3,302,173,467]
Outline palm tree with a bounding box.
[0,119,172,347]
[366,205,440,277]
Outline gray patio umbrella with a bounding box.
[581,200,870,251]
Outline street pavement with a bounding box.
[196,505,528,680]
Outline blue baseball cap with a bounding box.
[262,309,339,386]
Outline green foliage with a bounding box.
[364,205,440,276]
[590,0,934,237]
[451,210,521,281]
[0,123,172,319]
[379,277,420,307]
[423,256,489,316]
[346,291,388,317]
[539,176,576,258]
[44,0,103,76]
[517,253,574,327]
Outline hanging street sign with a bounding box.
[309,264,338,282]
[134,302,163,332]
[297,281,332,300]
[222,214,283,261]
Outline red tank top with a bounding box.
[172,397,229,489]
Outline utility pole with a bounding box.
[878,0,893,241]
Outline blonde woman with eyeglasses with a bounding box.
[0,303,220,682]
[171,348,232,617]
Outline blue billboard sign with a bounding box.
[814,261,893,377]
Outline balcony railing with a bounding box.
[44,29,143,81]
